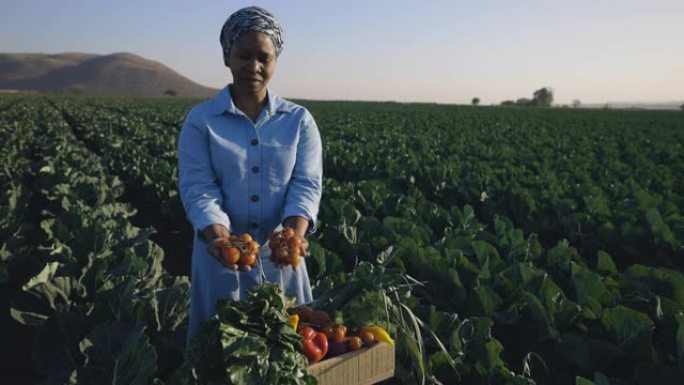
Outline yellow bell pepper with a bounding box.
[361,325,394,345]
[289,313,299,331]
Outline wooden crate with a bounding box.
[309,342,395,385]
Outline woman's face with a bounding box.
[229,31,277,95]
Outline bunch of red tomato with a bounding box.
[268,228,306,269]
[292,307,377,364]
[218,233,259,271]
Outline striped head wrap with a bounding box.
[220,6,284,67]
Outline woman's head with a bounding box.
[220,6,283,94]
[220,6,284,66]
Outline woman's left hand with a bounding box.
[284,216,310,256]
[299,235,309,256]
[271,233,309,269]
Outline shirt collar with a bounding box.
[209,85,294,116]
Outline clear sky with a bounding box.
[2,0,682,104]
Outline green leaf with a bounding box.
[146,277,189,332]
[383,216,432,245]
[306,240,327,278]
[645,207,676,248]
[600,306,654,355]
[472,240,503,279]
[475,339,504,375]
[219,323,267,359]
[576,376,595,385]
[555,332,623,371]
[596,251,618,276]
[593,371,610,385]
[469,286,502,316]
[635,363,684,385]
[573,270,620,309]
[91,277,144,324]
[325,198,362,227]
[545,241,579,273]
[521,290,557,340]
[78,322,157,385]
[675,313,684,367]
[11,263,85,326]
[428,351,461,383]
[23,261,61,291]
[399,330,428,385]
[622,265,684,306]
[32,309,87,377]
[341,289,391,330]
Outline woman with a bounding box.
[177,6,323,342]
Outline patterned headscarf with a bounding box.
[220,6,284,67]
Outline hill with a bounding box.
[0,52,218,98]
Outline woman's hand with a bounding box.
[201,224,231,261]
[284,216,310,255]
[207,237,226,260]
[298,236,309,257]
[269,216,310,270]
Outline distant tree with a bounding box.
[572,99,581,108]
[532,87,554,107]
[164,89,178,97]
[500,100,515,106]
[680,103,684,111]
[515,98,533,107]
[472,97,480,106]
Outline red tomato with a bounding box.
[288,253,300,268]
[221,246,240,265]
[283,228,295,239]
[247,241,259,253]
[290,236,302,249]
[349,336,362,351]
[240,252,256,267]
[333,325,347,342]
[321,324,334,339]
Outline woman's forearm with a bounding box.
[284,216,310,238]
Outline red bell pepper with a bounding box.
[299,326,328,364]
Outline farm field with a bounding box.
[1,94,683,385]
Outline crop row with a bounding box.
[0,99,189,384]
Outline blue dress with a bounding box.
[177,85,323,342]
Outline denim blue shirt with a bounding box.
[178,85,322,243]
[178,85,322,342]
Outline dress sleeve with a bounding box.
[177,111,231,236]
[281,110,323,234]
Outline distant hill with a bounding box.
[0,52,218,98]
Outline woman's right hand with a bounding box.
[201,224,230,260]
[207,237,227,260]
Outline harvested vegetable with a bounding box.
[180,283,316,385]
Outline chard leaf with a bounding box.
[600,306,654,356]
[78,322,157,385]
[645,207,676,248]
[675,313,684,367]
[596,251,618,276]
[32,308,87,376]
